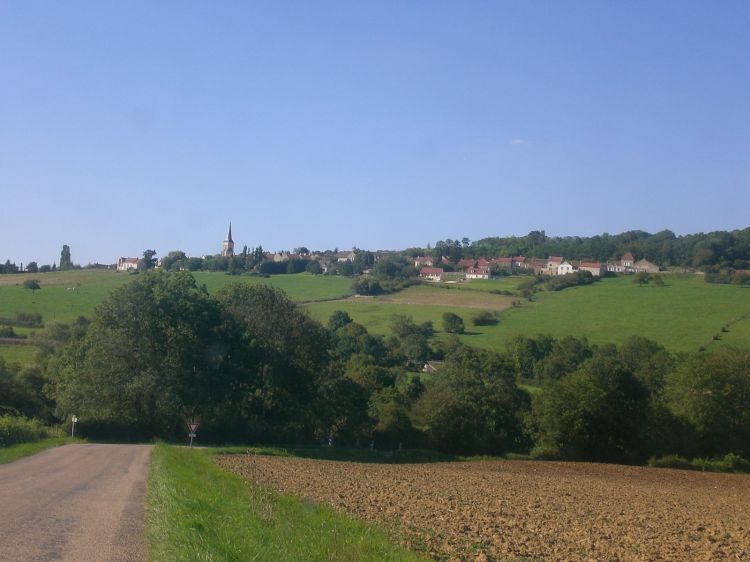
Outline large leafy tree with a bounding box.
[666,347,750,457]
[412,346,529,455]
[530,350,649,463]
[215,283,331,442]
[47,271,226,437]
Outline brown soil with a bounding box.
[374,290,513,310]
[217,455,750,562]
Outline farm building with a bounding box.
[633,259,660,273]
[116,257,139,272]
[579,261,607,276]
[491,257,513,270]
[466,266,491,279]
[557,261,575,276]
[420,267,444,281]
[546,256,564,275]
[456,259,477,270]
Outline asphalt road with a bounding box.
[0,444,152,561]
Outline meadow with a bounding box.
[0,270,354,365]
[2,270,749,366]
[307,274,750,353]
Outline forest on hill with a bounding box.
[428,227,750,269]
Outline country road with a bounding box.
[0,444,152,561]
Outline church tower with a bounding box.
[221,223,234,257]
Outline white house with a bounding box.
[546,256,564,275]
[556,261,575,276]
[117,257,139,272]
[336,251,356,262]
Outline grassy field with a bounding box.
[2,271,748,365]
[0,270,354,365]
[433,275,526,294]
[0,344,38,366]
[146,444,425,561]
[0,437,83,464]
[191,271,354,302]
[308,275,750,353]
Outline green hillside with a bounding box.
[2,270,748,367]
[307,275,750,354]
[0,270,354,365]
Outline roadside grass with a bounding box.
[146,444,426,562]
[0,437,84,464]
[213,445,456,464]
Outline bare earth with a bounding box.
[0,444,152,562]
[374,290,513,310]
[218,455,750,562]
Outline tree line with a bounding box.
[427,228,750,269]
[2,270,747,466]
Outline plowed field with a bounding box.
[217,455,750,562]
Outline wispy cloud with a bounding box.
[510,139,529,146]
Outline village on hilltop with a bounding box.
[416,252,660,282]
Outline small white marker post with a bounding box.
[187,422,200,448]
[71,415,78,438]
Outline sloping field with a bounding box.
[0,271,353,365]
[192,271,354,302]
[307,275,750,353]
[374,285,514,310]
[497,275,750,352]
[306,300,480,337]
[218,455,750,562]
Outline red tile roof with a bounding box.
[548,256,564,263]
[580,261,603,268]
[420,267,444,275]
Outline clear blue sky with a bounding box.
[1,1,749,265]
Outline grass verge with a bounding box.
[146,444,426,561]
[0,437,83,464]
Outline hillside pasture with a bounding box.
[308,274,750,353]
[0,270,354,365]
[373,284,514,310]
[435,275,526,294]
[192,272,354,302]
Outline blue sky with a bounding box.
[1,1,748,265]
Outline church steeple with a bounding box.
[221,222,235,257]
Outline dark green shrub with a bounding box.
[0,415,49,447]
[472,310,498,326]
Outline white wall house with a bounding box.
[557,261,575,276]
[117,257,139,272]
